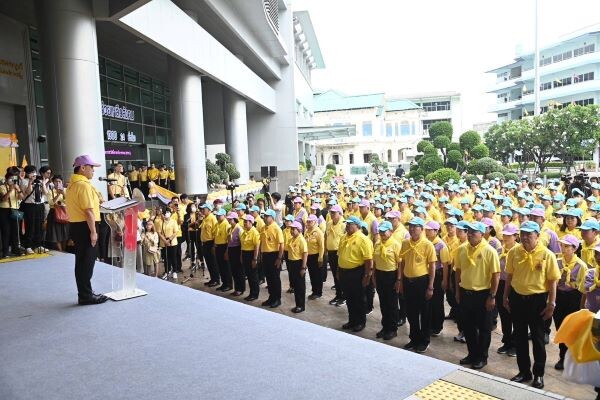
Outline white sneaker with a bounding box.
[161,273,168,280]
[25,248,34,255]
[173,272,178,279]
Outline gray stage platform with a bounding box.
[0,253,457,400]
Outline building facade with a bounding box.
[488,26,600,122]
[0,0,320,195]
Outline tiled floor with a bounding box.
[175,263,596,400]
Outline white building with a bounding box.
[310,90,461,178]
[488,25,600,122]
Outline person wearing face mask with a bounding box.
[158,208,179,280]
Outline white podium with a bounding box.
[101,196,147,301]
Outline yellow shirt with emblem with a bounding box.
[374,237,402,272]
[304,226,324,260]
[261,222,284,253]
[65,174,100,222]
[506,243,561,295]
[240,227,260,251]
[0,183,20,209]
[326,219,346,251]
[159,218,179,246]
[201,213,218,242]
[454,239,500,290]
[400,236,437,278]
[581,239,599,267]
[288,234,308,261]
[215,218,231,245]
[338,231,374,269]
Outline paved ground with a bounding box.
[171,262,596,400]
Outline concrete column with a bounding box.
[297,141,304,162]
[223,89,249,183]
[36,0,106,196]
[168,56,207,194]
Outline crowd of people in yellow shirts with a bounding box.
[142,173,600,396]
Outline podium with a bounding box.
[101,196,147,301]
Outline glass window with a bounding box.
[103,118,110,131]
[387,149,392,162]
[349,153,354,164]
[35,107,46,135]
[31,53,42,80]
[107,78,124,100]
[100,76,107,97]
[139,74,152,91]
[141,90,153,108]
[155,112,167,128]
[105,59,123,80]
[144,126,156,144]
[127,123,142,143]
[362,121,372,137]
[154,93,166,111]
[125,84,140,105]
[156,128,169,145]
[124,67,139,85]
[111,120,127,133]
[29,28,40,52]
[34,80,44,106]
[127,105,141,124]
[400,121,410,136]
[142,108,154,126]
[386,123,393,137]
[153,81,164,94]
[363,153,371,163]
[39,140,47,162]
[98,56,105,75]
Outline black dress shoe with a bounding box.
[291,306,304,313]
[328,297,339,305]
[532,375,544,389]
[204,281,213,286]
[352,324,365,332]
[342,322,353,330]
[554,359,564,370]
[397,318,406,327]
[510,373,532,383]
[376,329,385,339]
[459,356,474,365]
[497,344,511,354]
[78,294,108,306]
[269,300,281,308]
[231,291,243,297]
[383,331,397,341]
[208,281,220,288]
[244,295,257,301]
[544,333,550,345]
[261,299,273,306]
[220,286,232,292]
[472,360,487,370]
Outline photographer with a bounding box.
[0,167,25,257]
[20,165,50,254]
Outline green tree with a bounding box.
[433,135,451,164]
[428,121,453,140]
[459,130,482,161]
[425,168,460,184]
[208,153,240,184]
[467,157,499,175]
[423,144,437,156]
[419,155,444,175]
[447,142,461,152]
[417,140,432,153]
[369,153,388,174]
[447,149,465,171]
[470,143,490,159]
[305,158,313,170]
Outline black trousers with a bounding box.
[202,240,220,283]
[216,244,232,288]
[186,230,200,262]
[553,289,582,360]
[164,245,177,273]
[510,291,548,376]
[307,254,323,296]
[262,251,281,301]
[0,208,19,255]
[22,203,45,249]
[431,268,445,333]
[242,250,259,297]
[70,222,98,299]
[140,181,149,198]
[460,288,493,362]
[284,251,293,289]
[496,280,513,346]
[446,268,459,315]
[339,266,367,327]
[288,260,306,309]
[228,246,244,293]
[328,250,344,299]
[404,274,431,346]
[175,236,184,272]
[376,270,399,332]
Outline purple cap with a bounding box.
[501,224,518,236]
[385,210,401,219]
[73,154,101,168]
[310,204,320,210]
[291,221,303,231]
[529,208,545,217]
[359,199,370,208]
[293,197,303,203]
[243,215,255,223]
[559,234,580,248]
[330,205,343,213]
[481,217,495,227]
[307,214,318,222]
[424,221,441,230]
[226,212,238,220]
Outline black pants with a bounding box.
[328,250,344,299]
[228,246,244,293]
[242,250,259,298]
[70,222,98,299]
[140,181,149,198]
[307,254,323,296]
[321,251,328,283]
[216,244,232,288]
[496,280,513,346]
[446,268,459,316]
[202,240,220,284]
[288,259,306,309]
[284,251,293,289]
[376,270,399,332]
[98,219,110,262]
[22,203,45,249]
[461,288,493,362]
[431,268,445,333]
[257,253,265,282]
[510,291,548,376]
[263,251,281,302]
[175,236,184,272]
[339,266,367,327]
[0,208,19,255]
[164,245,177,274]
[553,289,582,360]
[186,230,200,262]
[404,274,431,346]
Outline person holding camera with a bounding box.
[0,167,25,257]
[46,175,69,251]
[20,165,50,254]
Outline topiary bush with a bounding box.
[463,174,479,185]
[470,143,490,159]
[420,155,444,175]
[417,140,432,153]
[325,164,336,171]
[428,121,453,139]
[447,142,461,152]
[423,144,437,156]
[467,157,499,175]
[486,172,505,180]
[504,172,519,182]
[425,168,461,184]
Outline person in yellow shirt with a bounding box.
[214,208,232,292]
[338,215,374,332]
[283,214,295,293]
[240,214,261,301]
[128,166,139,191]
[325,205,346,306]
[107,163,130,200]
[504,221,560,389]
[373,221,402,340]
[66,154,107,305]
[398,217,437,353]
[496,223,519,356]
[424,220,451,337]
[358,199,379,244]
[167,166,176,192]
[226,212,245,296]
[158,164,169,188]
[454,221,500,370]
[557,209,582,240]
[260,209,285,308]
[553,234,589,371]
[200,203,220,287]
[580,219,600,266]
[288,221,308,313]
[147,163,159,185]
[442,217,461,323]
[138,166,148,198]
[158,208,179,280]
[305,214,325,300]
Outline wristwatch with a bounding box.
[547,301,556,306]
[488,293,496,299]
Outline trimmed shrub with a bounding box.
[463,174,480,185]
[425,168,461,184]
[504,172,519,182]
[486,172,505,180]
[467,157,499,175]
[420,155,444,175]
[470,143,490,159]
[325,164,336,171]
[417,140,432,153]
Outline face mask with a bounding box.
[190,207,197,213]
[164,212,172,218]
[553,203,561,210]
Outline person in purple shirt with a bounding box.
[226,212,245,296]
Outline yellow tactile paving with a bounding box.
[414,380,499,400]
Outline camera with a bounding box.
[226,182,239,191]
[10,176,19,184]
[261,177,271,194]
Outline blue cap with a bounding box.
[580,219,600,231]
[284,214,295,222]
[587,196,597,202]
[439,196,449,202]
[215,208,226,216]
[456,221,470,230]
[408,217,426,227]
[519,221,540,233]
[444,217,459,225]
[384,202,393,208]
[516,207,530,216]
[249,205,260,213]
[374,204,385,210]
[566,199,578,207]
[235,204,247,211]
[459,198,471,205]
[553,194,566,202]
[483,204,496,213]
[500,209,513,217]
[264,209,276,219]
[200,203,213,211]
[328,199,337,205]
[541,195,552,201]
[591,203,600,212]
[345,216,362,225]
[451,209,464,217]
[467,221,486,234]
[415,206,427,214]
[565,208,584,218]
[378,221,393,232]
[472,205,483,212]
[572,188,585,197]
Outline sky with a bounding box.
[293,0,600,131]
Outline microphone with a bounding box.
[99,177,118,182]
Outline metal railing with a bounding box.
[263,0,279,34]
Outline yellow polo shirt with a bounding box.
[288,234,308,261]
[159,170,169,180]
[139,170,148,182]
[147,168,159,181]
[240,227,260,251]
[129,170,139,182]
[159,218,178,246]
[400,236,437,278]
[254,215,266,233]
[581,239,599,267]
[374,237,402,272]
[0,184,20,209]
[201,213,217,242]
[261,222,284,253]
[391,224,408,243]
[215,218,231,245]
[506,243,561,295]
[304,226,324,260]
[454,239,500,291]
[284,227,292,252]
[338,231,374,269]
[325,219,345,251]
[65,174,100,222]
[430,237,451,265]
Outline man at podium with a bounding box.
[66,154,108,305]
